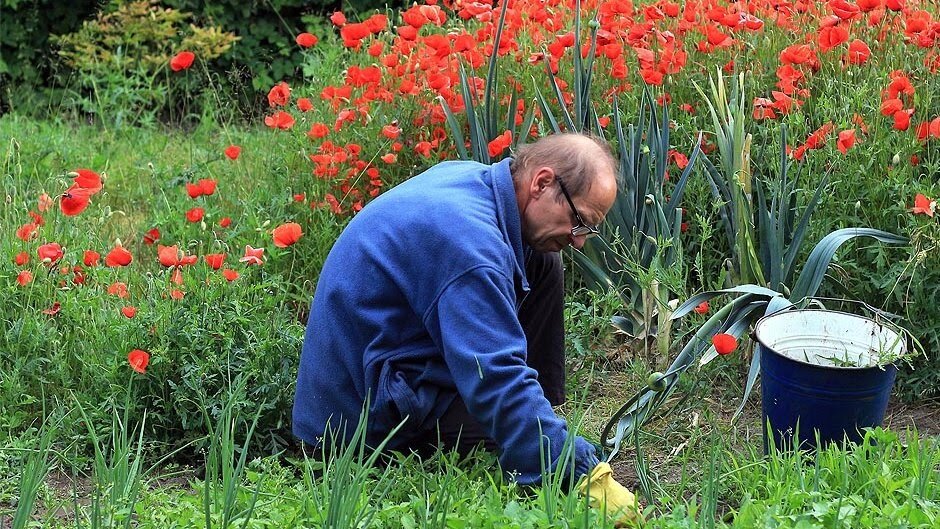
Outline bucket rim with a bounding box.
[754,308,907,370]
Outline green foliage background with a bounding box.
[0,0,389,115]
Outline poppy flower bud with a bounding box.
[712,333,738,355]
[647,372,667,392]
[645,194,654,205]
[891,153,901,165]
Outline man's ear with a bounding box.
[529,167,555,198]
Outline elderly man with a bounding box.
[293,133,619,485]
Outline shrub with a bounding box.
[0,0,98,112]
[51,0,238,128]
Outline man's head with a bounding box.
[510,133,619,252]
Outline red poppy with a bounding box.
[60,185,91,216]
[857,0,881,11]
[158,245,181,267]
[72,169,103,195]
[297,98,313,112]
[830,0,860,20]
[837,129,856,154]
[885,0,905,11]
[381,153,397,164]
[16,223,38,241]
[487,130,512,158]
[308,123,329,138]
[382,123,402,139]
[143,228,161,245]
[330,11,347,26]
[880,98,904,116]
[267,82,291,107]
[84,250,100,266]
[121,306,138,318]
[186,207,204,223]
[224,145,241,160]
[222,268,239,281]
[893,110,912,131]
[14,251,29,266]
[41,302,61,316]
[72,265,85,285]
[170,51,195,71]
[37,242,63,264]
[273,222,303,248]
[171,267,184,285]
[17,270,33,286]
[805,122,834,150]
[753,97,777,120]
[414,141,433,158]
[712,333,738,355]
[693,301,710,314]
[108,282,129,298]
[198,179,217,196]
[169,288,185,300]
[128,349,150,373]
[293,193,306,202]
[219,217,232,228]
[818,26,849,52]
[204,253,226,270]
[105,244,133,267]
[296,32,318,48]
[847,39,871,64]
[239,245,265,266]
[913,194,936,217]
[265,111,295,130]
[38,193,53,212]
[186,183,203,199]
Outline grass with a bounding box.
[3,111,938,527]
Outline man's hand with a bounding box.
[577,462,639,526]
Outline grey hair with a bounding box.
[509,133,618,200]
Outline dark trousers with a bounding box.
[416,250,567,456]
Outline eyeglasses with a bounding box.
[556,178,601,238]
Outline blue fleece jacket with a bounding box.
[292,158,598,484]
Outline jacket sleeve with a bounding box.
[423,265,599,485]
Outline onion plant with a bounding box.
[599,73,910,462]
[199,376,263,529]
[9,415,56,529]
[301,402,403,528]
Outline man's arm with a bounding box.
[424,265,598,485]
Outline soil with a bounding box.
[569,366,940,495]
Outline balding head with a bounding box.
[510,134,619,252]
[510,133,618,198]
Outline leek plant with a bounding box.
[199,376,263,529]
[72,382,155,529]
[600,72,910,462]
[8,416,56,529]
[439,0,527,163]
[531,2,703,346]
[301,402,403,528]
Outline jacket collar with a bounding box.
[490,158,529,293]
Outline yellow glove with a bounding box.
[577,462,639,526]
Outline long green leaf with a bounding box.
[790,228,908,301]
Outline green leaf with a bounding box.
[790,228,908,301]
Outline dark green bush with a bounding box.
[0,0,98,112]
[0,0,389,119]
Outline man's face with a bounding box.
[521,167,617,253]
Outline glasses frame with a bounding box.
[556,177,601,238]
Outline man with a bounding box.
[293,133,619,485]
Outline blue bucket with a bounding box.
[755,309,905,452]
